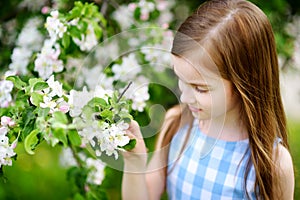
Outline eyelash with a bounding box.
[193,86,209,93]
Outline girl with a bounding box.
[122,0,294,199]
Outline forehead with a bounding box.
[172,55,219,85]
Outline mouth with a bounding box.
[188,105,202,112]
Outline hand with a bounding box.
[122,120,148,170]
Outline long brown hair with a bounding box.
[160,0,289,199]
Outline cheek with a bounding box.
[194,92,213,107]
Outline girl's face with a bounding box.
[172,55,240,121]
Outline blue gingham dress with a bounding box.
[167,120,256,200]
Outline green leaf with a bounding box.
[97,13,107,27]
[69,26,82,39]
[30,92,43,106]
[37,107,50,118]
[62,34,70,49]
[122,139,136,151]
[6,76,27,90]
[88,97,108,107]
[24,129,40,155]
[68,130,81,146]
[33,82,48,91]
[93,24,102,39]
[100,109,113,119]
[52,128,68,147]
[53,111,68,124]
[122,117,131,124]
[29,78,44,88]
[74,193,85,200]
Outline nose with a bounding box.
[180,84,196,104]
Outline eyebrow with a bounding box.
[173,65,212,88]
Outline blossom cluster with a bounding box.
[112,0,175,29]
[0,80,14,108]
[9,17,44,76]
[69,85,133,159]
[31,75,69,114]
[79,121,130,159]
[0,116,17,167]
[60,147,106,185]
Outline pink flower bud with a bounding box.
[1,116,12,126]
[59,104,70,113]
[84,185,90,192]
[162,23,169,29]
[41,6,50,14]
[80,143,86,148]
[128,3,137,11]
[140,13,149,21]
[8,121,15,127]
[11,139,18,149]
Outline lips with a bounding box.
[188,105,202,112]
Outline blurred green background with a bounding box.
[0,0,299,199]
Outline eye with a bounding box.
[193,85,209,93]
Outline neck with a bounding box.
[198,108,248,142]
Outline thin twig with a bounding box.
[100,0,108,15]
[117,81,133,103]
[70,146,83,168]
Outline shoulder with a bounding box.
[164,104,182,119]
[274,144,294,199]
[275,144,294,175]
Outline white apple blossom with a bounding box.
[0,124,16,167]
[46,75,63,97]
[9,47,32,75]
[78,120,101,147]
[77,114,130,159]
[34,76,69,113]
[0,127,8,135]
[0,145,16,167]
[68,87,94,117]
[141,45,171,72]
[138,0,155,21]
[94,85,114,101]
[17,17,44,51]
[34,39,64,79]
[59,147,106,185]
[112,5,134,30]
[86,158,106,185]
[112,53,141,82]
[95,121,130,159]
[73,24,98,51]
[79,66,114,90]
[59,147,78,168]
[4,70,17,78]
[0,80,14,108]
[95,41,119,64]
[40,95,57,112]
[45,10,67,41]
[1,116,15,127]
[8,17,43,75]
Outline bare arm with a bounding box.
[122,120,166,200]
[275,144,295,199]
[122,120,149,200]
[122,107,180,200]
